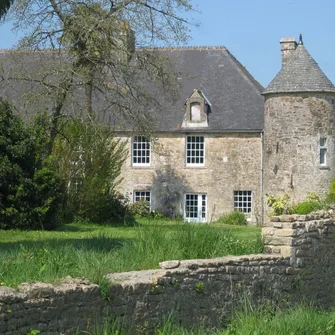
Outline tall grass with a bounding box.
[222,304,335,335]
[78,305,335,335]
[0,221,262,287]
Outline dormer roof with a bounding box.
[185,89,212,107]
[264,43,335,95]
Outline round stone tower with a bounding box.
[263,36,335,209]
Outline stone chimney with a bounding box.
[280,37,297,68]
[117,21,135,63]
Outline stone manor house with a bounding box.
[2,35,335,224]
[117,35,335,224]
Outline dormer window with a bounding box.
[190,102,201,121]
[182,89,211,128]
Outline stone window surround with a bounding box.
[133,190,151,209]
[132,135,151,167]
[233,190,252,219]
[319,137,327,167]
[185,97,207,124]
[185,135,205,167]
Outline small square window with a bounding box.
[134,191,151,209]
[234,191,252,213]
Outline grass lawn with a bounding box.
[0,218,262,287]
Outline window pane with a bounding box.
[233,191,252,213]
[186,136,205,166]
[320,148,327,165]
[191,103,201,121]
[132,136,150,165]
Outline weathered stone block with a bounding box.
[263,236,294,246]
[159,260,180,269]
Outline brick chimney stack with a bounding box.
[280,37,297,68]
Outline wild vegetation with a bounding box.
[216,211,247,226]
[266,190,334,216]
[75,304,335,334]
[0,218,262,288]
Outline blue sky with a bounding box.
[1,0,335,87]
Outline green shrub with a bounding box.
[130,200,150,217]
[0,101,63,230]
[294,201,324,214]
[217,211,247,226]
[54,119,128,224]
[326,180,335,205]
[266,193,295,216]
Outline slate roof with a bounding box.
[0,47,265,132]
[148,47,264,132]
[264,43,335,94]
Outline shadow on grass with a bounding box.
[55,225,97,232]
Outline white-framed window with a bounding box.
[134,190,151,207]
[320,137,327,166]
[132,136,151,166]
[186,135,205,166]
[234,191,252,214]
[184,193,207,223]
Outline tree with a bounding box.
[53,118,129,223]
[0,100,63,229]
[0,0,13,18]
[1,0,194,152]
[0,0,194,225]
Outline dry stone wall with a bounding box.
[1,212,335,334]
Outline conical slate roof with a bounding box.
[264,43,335,94]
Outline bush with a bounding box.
[266,193,295,216]
[0,101,63,229]
[326,180,335,205]
[217,211,247,226]
[54,119,128,224]
[294,201,324,214]
[130,200,150,217]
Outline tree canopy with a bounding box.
[0,0,12,18]
[0,100,63,229]
[1,0,194,150]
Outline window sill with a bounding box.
[132,165,153,169]
[319,165,330,170]
[184,166,207,169]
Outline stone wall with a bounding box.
[117,132,262,223]
[1,212,335,334]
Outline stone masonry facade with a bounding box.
[1,211,335,334]
[118,132,262,223]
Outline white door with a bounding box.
[184,194,207,223]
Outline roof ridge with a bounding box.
[136,46,226,51]
[224,49,265,93]
[0,46,227,54]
